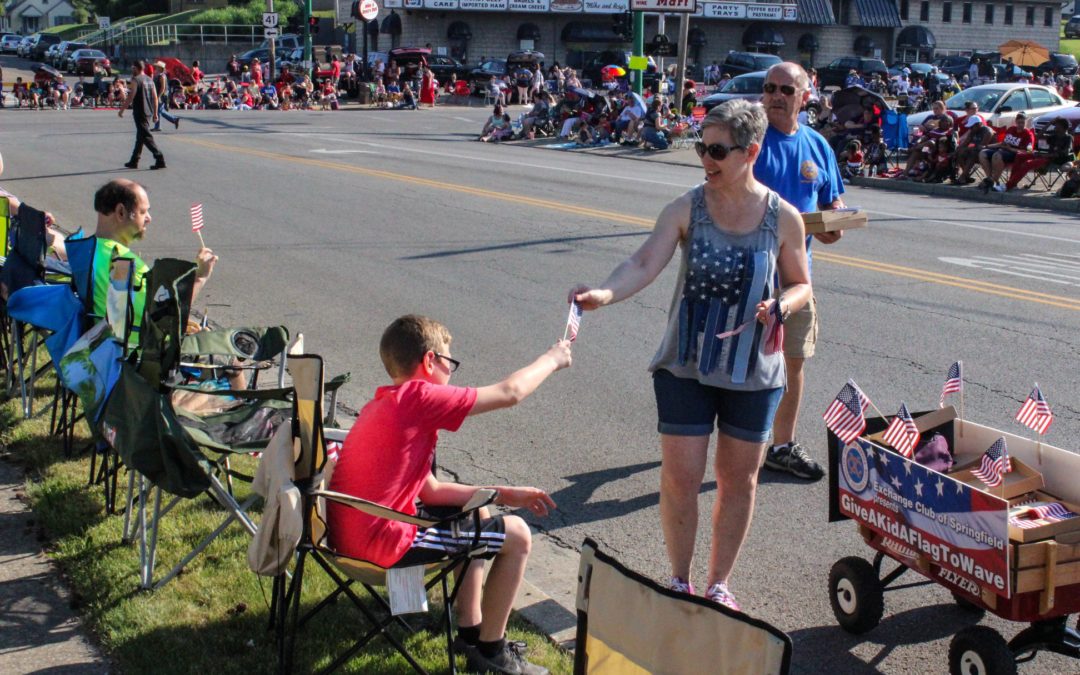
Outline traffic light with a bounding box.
[613,11,631,39]
[309,16,319,30]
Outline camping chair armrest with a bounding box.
[178,360,275,373]
[324,427,349,443]
[312,488,499,529]
[326,372,351,393]
[168,383,294,401]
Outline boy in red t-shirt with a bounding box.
[328,315,571,675]
[978,111,1035,192]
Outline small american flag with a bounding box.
[940,361,962,407]
[190,203,205,232]
[764,301,784,355]
[971,437,1011,488]
[823,380,869,444]
[565,302,582,342]
[1009,501,1077,529]
[1016,385,1053,435]
[881,402,920,458]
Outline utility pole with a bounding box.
[303,0,313,78]
[674,13,690,112]
[632,10,644,95]
[266,0,276,82]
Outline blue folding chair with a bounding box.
[880,109,910,168]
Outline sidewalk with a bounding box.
[0,454,108,674]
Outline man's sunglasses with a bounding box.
[762,82,798,96]
[695,141,745,161]
[434,353,461,373]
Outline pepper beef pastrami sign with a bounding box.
[837,438,1010,599]
[382,0,797,18]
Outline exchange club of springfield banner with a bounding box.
[837,438,1010,599]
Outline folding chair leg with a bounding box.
[442,575,457,675]
[282,550,308,675]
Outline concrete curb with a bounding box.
[847,175,1080,214]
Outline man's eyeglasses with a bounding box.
[762,82,798,96]
[694,141,745,161]
[434,353,461,373]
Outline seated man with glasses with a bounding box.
[327,314,571,675]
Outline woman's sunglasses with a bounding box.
[762,82,798,96]
[694,141,745,161]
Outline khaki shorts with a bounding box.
[783,295,817,359]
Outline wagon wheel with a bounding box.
[948,626,1017,675]
[951,592,986,618]
[828,556,884,634]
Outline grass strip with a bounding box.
[1,373,570,674]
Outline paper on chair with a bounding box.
[387,565,428,615]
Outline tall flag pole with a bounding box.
[941,361,963,436]
[1016,383,1053,463]
[190,203,206,249]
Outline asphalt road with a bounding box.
[2,103,1078,674]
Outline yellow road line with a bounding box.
[177,136,1080,312]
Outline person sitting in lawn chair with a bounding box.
[327,314,571,675]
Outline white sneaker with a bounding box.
[992,184,1005,192]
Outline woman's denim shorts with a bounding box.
[652,369,784,443]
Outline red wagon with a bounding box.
[828,407,1080,674]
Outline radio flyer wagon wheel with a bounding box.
[828,556,884,634]
[948,626,1017,675]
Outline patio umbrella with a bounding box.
[35,64,62,80]
[602,65,627,78]
[999,40,1049,67]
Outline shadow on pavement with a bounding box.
[402,231,647,261]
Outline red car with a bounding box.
[71,49,111,76]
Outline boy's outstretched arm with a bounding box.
[468,340,572,416]
[420,475,556,517]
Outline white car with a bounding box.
[906,84,1073,134]
[0,35,22,53]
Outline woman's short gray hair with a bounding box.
[700,99,767,149]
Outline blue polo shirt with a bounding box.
[753,123,844,275]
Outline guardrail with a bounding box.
[110,24,265,47]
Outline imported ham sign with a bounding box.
[631,0,696,10]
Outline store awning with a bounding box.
[797,33,820,52]
[517,22,541,41]
[561,22,627,44]
[852,0,902,28]
[854,35,877,55]
[447,21,472,40]
[380,11,401,36]
[742,23,785,49]
[896,25,936,51]
[795,0,836,25]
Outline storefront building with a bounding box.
[342,0,1062,74]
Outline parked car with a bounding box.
[1034,53,1079,76]
[238,47,272,70]
[1065,15,1080,39]
[888,62,934,79]
[702,70,824,125]
[258,33,303,52]
[818,56,889,89]
[467,58,507,94]
[578,50,664,94]
[994,63,1035,82]
[719,51,782,78]
[1032,106,1080,154]
[934,51,1001,79]
[56,41,88,70]
[276,47,332,79]
[30,32,60,60]
[69,49,111,76]
[42,44,62,67]
[388,46,432,84]
[17,35,37,58]
[906,83,1074,134]
[0,34,22,54]
[426,54,469,85]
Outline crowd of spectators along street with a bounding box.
[804,62,1080,195]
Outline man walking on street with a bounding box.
[754,62,845,481]
[151,61,180,131]
[120,60,166,170]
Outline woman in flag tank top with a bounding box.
[569,99,811,611]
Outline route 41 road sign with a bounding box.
[263,12,279,28]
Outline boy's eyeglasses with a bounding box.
[434,353,461,373]
[694,141,745,161]
[762,82,798,96]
